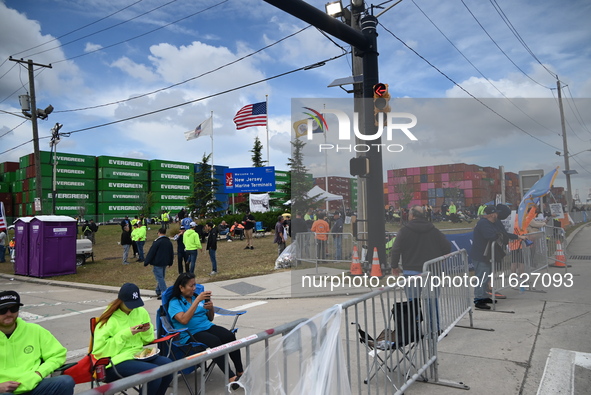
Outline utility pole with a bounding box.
[50,123,64,215]
[263,0,387,264]
[9,58,53,214]
[556,78,573,212]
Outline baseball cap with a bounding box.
[484,206,497,215]
[118,283,144,309]
[189,221,197,227]
[0,291,24,309]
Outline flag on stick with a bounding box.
[0,202,7,232]
[233,102,267,130]
[517,167,558,230]
[185,117,213,141]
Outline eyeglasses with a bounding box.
[0,305,20,315]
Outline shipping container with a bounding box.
[97,179,148,191]
[149,159,193,173]
[0,162,19,173]
[98,167,148,181]
[97,156,149,170]
[34,164,96,179]
[150,182,192,192]
[30,177,96,191]
[36,151,96,168]
[149,192,191,202]
[97,191,142,202]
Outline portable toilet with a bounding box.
[14,217,34,276]
[28,215,77,277]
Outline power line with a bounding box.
[19,0,181,60]
[0,52,348,155]
[10,0,146,59]
[564,84,591,135]
[489,0,557,79]
[0,119,28,139]
[460,0,553,90]
[378,21,561,151]
[410,0,556,136]
[55,25,312,113]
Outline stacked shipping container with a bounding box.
[385,163,521,209]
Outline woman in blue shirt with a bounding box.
[167,273,243,385]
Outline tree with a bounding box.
[395,180,414,209]
[287,138,322,214]
[137,191,154,219]
[187,153,222,217]
[250,136,266,167]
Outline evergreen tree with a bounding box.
[287,138,322,214]
[187,153,222,217]
[250,136,266,167]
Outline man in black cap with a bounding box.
[470,205,527,309]
[0,291,75,394]
[144,228,174,300]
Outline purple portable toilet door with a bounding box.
[14,217,34,276]
[29,216,77,278]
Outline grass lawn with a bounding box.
[0,219,475,290]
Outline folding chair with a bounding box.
[157,284,247,395]
[62,317,177,394]
[354,299,425,387]
[254,221,266,237]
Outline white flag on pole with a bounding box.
[185,117,213,141]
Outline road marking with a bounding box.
[229,301,267,311]
[67,347,89,361]
[20,311,45,321]
[33,306,107,323]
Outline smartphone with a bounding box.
[203,299,210,303]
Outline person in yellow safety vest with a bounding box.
[160,211,170,229]
[131,223,147,262]
[448,202,457,215]
[477,204,486,216]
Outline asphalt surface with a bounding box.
[1,224,590,394]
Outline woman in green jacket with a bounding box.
[93,283,173,395]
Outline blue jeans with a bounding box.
[0,244,5,262]
[106,356,173,395]
[2,374,76,395]
[136,240,145,260]
[153,266,167,296]
[187,250,198,273]
[473,260,491,302]
[333,235,342,260]
[209,249,217,272]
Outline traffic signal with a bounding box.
[373,83,390,127]
[350,156,369,176]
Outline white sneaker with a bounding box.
[209,271,217,276]
[227,239,232,242]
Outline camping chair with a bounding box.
[62,317,177,394]
[157,284,247,395]
[254,221,266,237]
[354,299,425,388]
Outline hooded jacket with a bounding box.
[92,307,153,366]
[389,218,452,272]
[0,318,67,394]
[183,228,202,251]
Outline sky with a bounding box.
[0,0,590,202]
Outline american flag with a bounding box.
[233,102,267,130]
[0,202,6,232]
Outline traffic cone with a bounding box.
[551,240,566,267]
[350,246,362,276]
[370,247,383,277]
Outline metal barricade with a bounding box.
[422,250,477,341]
[296,232,355,272]
[77,319,307,395]
[341,279,469,394]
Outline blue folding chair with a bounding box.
[156,284,246,394]
[254,221,266,237]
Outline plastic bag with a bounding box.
[233,305,351,395]
[275,243,296,269]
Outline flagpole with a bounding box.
[266,94,269,165]
[210,111,215,209]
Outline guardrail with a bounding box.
[295,232,355,272]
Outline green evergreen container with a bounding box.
[97,179,147,191]
[149,159,193,173]
[97,156,148,170]
[98,191,143,202]
[150,182,193,192]
[98,167,148,181]
[150,171,192,183]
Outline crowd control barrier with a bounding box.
[296,231,355,271]
[421,249,493,341]
[341,279,469,394]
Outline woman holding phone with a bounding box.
[168,273,244,385]
[93,283,173,395]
